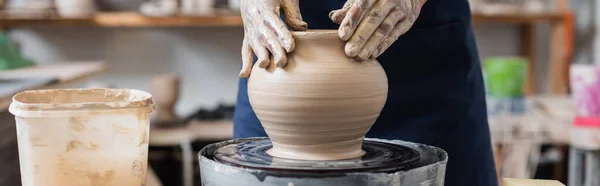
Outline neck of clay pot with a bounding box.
[291,30,347,61]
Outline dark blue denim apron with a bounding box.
[233,0,497,185]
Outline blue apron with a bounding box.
[233,0,498,185]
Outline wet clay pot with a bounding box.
[248,30,388,160]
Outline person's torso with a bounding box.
[236,2,497,184]
[299,0,472,30]
[298,0,483,142]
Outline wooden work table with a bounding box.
[150,120,233,146]
[489,95,575,182]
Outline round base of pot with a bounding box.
[266,139,367,161]
[214,138,419,173]
[199,137,448,186]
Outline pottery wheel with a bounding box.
[213,139,420,173]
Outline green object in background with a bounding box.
[483,57,528,97]
[0,32,35,70]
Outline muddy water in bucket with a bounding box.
[9,89,154,186]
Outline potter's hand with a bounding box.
[239,0,308,78]
[329,0,426,60]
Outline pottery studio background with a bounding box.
[0,0,599,186]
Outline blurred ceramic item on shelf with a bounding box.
[55,0,96,18]
[570,64,600,117]
[475,0,554,15]
[0,33,35,70]
[85,81,116,88]
[486,97,527,117]
[181,0,195,15]
[477,2,522,15]
[139,0,177,17]
[5,0,53,9]
[571,117,600,150]
[483,57,528,98]
[524,0,545,13]
[151,74,180,122]
[227,0,239,11]
[96,0,145,11]
[181,0,215,16]
[468,0,480,13]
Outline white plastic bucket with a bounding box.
[9,88,154,186]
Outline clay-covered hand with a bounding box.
[329,0,426,60]
[239,0,308,77]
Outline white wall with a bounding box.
[9,27,244,116]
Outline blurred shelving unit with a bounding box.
[0,11,243,28]
[0,6,576,185]
[471,2,574,182]
[0,11,562,27]
[472,12,563,23]
[0,11,574,95]
[473,11,574,96]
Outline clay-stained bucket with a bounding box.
[9,88,154,186]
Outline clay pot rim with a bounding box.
[291,30,338,37]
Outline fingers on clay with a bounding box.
[358,8,402,60]
[374,17,413,58]
[281,0,308,31]
[356,49,371,61]
[263,11,295,52]
[240,37,254,78]
[329,0,354,24]
[250,35,270,69]
[346,1,392,58]
[274,52,288,67]
[329,10,347,24]
[259,31,286,68]
[339,0,378,41]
